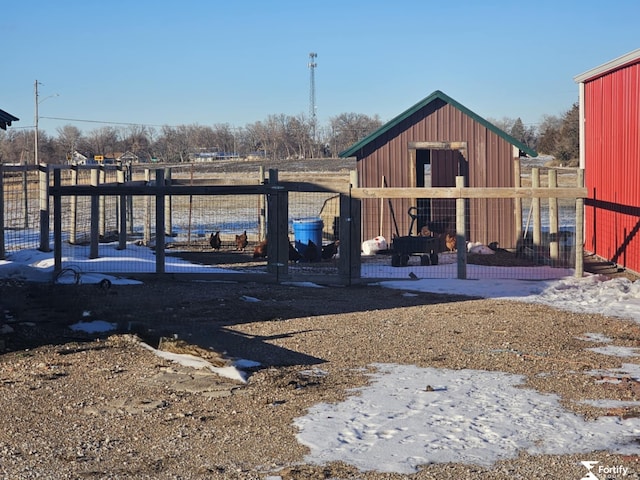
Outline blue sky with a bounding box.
[3,1,639,135]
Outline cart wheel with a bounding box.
[391,254,402,267]
[430,252,439,265]
[420,255,431,266]
[400,254,409,266]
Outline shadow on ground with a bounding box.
[0,279,472,367]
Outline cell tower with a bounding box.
[308,52,317,123]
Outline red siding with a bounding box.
[583,60,640,272]
[356,102,518,246]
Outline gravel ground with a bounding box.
[1,269,640,479]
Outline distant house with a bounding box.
[70,151,88,164]
[0,108,19,130]
[339,90,537,248]
[574,48,640,274]
[118,151,139,163]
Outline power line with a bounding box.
[40,116,178,128]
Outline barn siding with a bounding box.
[582,58,640,273]
[356,101,518,247]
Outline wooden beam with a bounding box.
[408,141,468,151]
[351,187,588,199]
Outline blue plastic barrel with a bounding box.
[293,218,324,259]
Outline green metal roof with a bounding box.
[339,90,537,158]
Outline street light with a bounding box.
[34,80,59,165]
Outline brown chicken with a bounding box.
[253,239,268,258]
[235,230,248,251]
[209,231,221,250]
[445,233,457,252]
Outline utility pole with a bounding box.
[308,52,317,149]
[34,80,39,165]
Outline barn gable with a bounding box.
[340,90,536,159]
[338,90,537,248]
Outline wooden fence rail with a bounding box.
[50,168,362,284]
[352,170,587,278]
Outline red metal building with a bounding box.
[574,48,640,274]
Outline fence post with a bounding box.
[144,169,151,245]
[548,170,559,263]
[514,158,522,241]
[155,169,165,274]
[266,169,288,278]
[53,169,62,275]
[338,193,361,283]
[0,165,4,260]
[456,176,467,279]
[22,166,28,230]
[99,164,106,238]
[259,166,266,242]
[531,168,541,248]
[164,167,172,237]
[38,163,50,252]
[69,163,78,244]
[89,167,99,259]
[575,169,585,277]
[117,164,127,250]
[126,163,134,235]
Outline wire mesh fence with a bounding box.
[355,172,583,280]
[2,163,585,281]
[1,166,41,253]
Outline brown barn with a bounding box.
[339,90,537,249]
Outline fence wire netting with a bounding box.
[358,196,577,281]
[2,166,44,252]
[2,163,581,281]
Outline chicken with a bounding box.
[321,240,340,260]
[419,225,433,237]
[253,239,268,258]
[289,242,302,262]
[302,239,320,263]
[209,231,221,250]
[424,217,453,235]
[235,230,248,251]
[445,233,457,252]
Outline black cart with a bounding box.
[391,207,440,267]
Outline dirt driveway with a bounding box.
[1,269,640,478]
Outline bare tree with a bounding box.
[85,126,120,157]
[156,125,192,162]
[329,113,383,157]
[55,125,83,162]
[0,130,35,164]
[121,125,153,162]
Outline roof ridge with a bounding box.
[339,90,537,158]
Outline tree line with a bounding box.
[0,104,578,165]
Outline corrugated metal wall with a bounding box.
[583,61,640,273]
[357,102,517,247]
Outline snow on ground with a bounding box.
[3,247,640,473]
[294,364,640,473]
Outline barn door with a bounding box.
[415,148,467,234]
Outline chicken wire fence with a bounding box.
[1,165,46,253]
[2,163,584,281]
[357,195,578,280]
[42,165,345,279]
